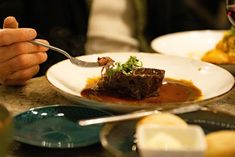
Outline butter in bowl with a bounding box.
[136,113,207,157]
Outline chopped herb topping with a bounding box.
[106,56,143,77]
[229,26,235,35]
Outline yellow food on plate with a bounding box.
[137,113,188,127]
[202,49,230,64]
[205,130,235,157]
[202,28,235,64]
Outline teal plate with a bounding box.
[100,110,235,157]
[14,105,112,148]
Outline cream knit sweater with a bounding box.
[85,0,139,54]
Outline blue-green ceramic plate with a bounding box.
[14,105,112,148]
[100,110,235,157]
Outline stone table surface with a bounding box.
[0,76,234,157]
[1,76,114,157]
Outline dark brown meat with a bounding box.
[97,68,165,99]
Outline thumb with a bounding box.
[3,16,19,28]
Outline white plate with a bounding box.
[46,52,234,112]
[151,30,235,75]
[151,30,225,60]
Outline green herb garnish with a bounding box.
[229,26,235,35]
[106,56,143,77]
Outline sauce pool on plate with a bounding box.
[81,78,202,105]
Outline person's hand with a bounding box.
[0,16,48,86]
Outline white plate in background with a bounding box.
[151,30,225,60]
[151,30,235,75]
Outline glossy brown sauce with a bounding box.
[81,77,202,104]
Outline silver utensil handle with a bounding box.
[78,104,204,126]
[30,40,72,59]
[79,110,160,126]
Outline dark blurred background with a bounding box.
[186,0,230,29]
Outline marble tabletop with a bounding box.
[1,76,114,157]
[1,76,234,157]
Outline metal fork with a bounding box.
[30,40,100,67]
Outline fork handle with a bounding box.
[30,40,72,59]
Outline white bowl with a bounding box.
[136,125,206,157]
